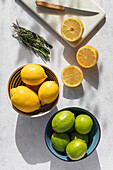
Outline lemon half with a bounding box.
[61,17,84,42]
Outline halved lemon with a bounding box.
[61,17,84,42]
[61,65,83,87]
[76,46,98,68]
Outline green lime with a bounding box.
[66,139,87,160]
[71,131,88,144]
[52,110,75,133]
[75,114,93,134]
[51,132,70,152]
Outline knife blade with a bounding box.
[35,1,99,16]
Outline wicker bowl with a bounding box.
[7,64,59,117]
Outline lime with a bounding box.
[51,132,70,152]
[75,114,93,134]
[66,139,87,160]
[71,131,88,144]
[52,110,75,133]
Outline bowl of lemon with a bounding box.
[45,107,101,161]
[7,63,59,117]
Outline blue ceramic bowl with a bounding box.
[45,107,101,161]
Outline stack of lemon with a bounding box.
[10,64,59,113]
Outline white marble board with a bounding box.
[20,0,106,47]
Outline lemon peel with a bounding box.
[38,81,59,105]
[11,86,40,113]
[21,64,47,86]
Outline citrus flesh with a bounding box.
[10,86,40,113]
[38,81,59,105]
[61,65,83,87]
[52,110,75,133]
[51,132,70,152]
[61,17,84,42]
[21,64,47,86]
[66,139,87,160]
[71,131,88,144]
[75,114,93,134]
[76,46,98,68]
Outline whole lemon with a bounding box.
[21,64,47,86]
[10,86,41,113]
[38,81,59,105]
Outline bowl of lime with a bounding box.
[45,107,101,161]
[7,63,59,117]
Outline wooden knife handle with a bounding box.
[35,1,65,11]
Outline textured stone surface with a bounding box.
[0,0,113,169]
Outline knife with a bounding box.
[35,1,99,16]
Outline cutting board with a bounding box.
[20,0,106,47]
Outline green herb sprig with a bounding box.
[12,21,53,61]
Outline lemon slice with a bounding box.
[61,65,83,87]
[76,46,98,68]
[61,17,84,42]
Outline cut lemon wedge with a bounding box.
[61,17,84,42]
[76,46,98,68]
[61,65,83,87]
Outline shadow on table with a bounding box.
[63,84,84,99]
[50,151,101,170]
[15,106,101,170]
[15,106,58,164]
[15,42,34,64]
[83,64,99,89]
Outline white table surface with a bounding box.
[0,0,112,170]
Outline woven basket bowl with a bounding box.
[7,64,59,117]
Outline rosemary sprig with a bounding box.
[12,21,53,61]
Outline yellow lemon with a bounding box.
[61,65,83,87]
[21,64,47,86]
[10,86,41,113]
[61,17,84,42]
[76,46,98,68]
[38,81,59,105]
